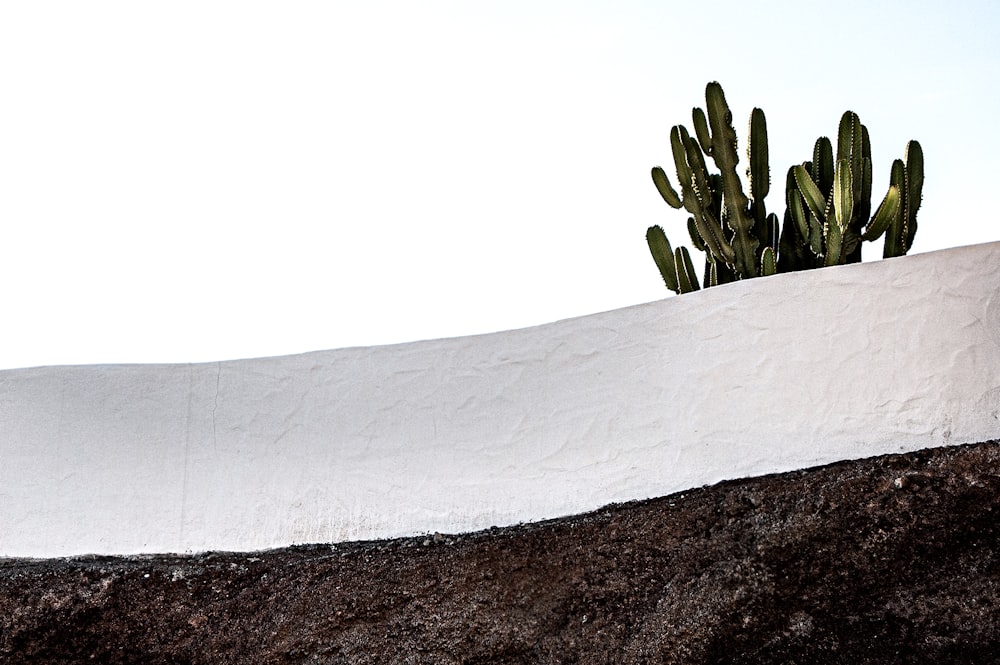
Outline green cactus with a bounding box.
[647,84,923,292]
[704,82,760,278]
[646,82,771,287]
[787,111,914,266]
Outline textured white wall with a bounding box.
[2,242,999,558]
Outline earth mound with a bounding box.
[2,440,999,663]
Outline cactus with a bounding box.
[648,83,923,292]
[647,82,771,287]
[787,111,912,266]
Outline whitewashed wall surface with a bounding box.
[2,242,999,558]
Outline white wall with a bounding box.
[2,242,999,558]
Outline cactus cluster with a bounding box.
[647,82,923,294]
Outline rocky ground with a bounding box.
[2,439,999,664]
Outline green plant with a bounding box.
[647,82,923,294]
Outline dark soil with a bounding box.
[3,440,999,664]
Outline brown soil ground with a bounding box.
[2,440,999,664]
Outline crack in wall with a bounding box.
[212,363,221,448]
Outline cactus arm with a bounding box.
[675,246,700,293]
[747,107,772,250]
[683,133,736,265]
[673,125,709,215]
[651,166,683,208]
[836,112,851,162]
[837,113,867,220]
[692,205,736,266]
[704,256,719,288]
[685,133,715,208]
[687,217,707,252]
[692,106,712,157]
[883,159,908,258]
[670,126,695,208]
[765,212,780,253]
[862,184,901,241]
[858,126,873,224]
[646,225,679,293]
[837,112,862,163]
[704,82,758,277]
[665,125,735,265]
[789,190,809,240]
[747,108,770,202]
[903,140,924,251]
[795,160,832,262]
[761,246,777,276]
[825,158,853,266]
[789,167,824,258]
[786,166,810,241]
[849,118,864,198]
[832,158,854,230]
[812,137,835,199]
[704,82,739,175]
[793,165,828,221]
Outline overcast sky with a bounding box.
[1,1,997,369]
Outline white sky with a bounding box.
[1,1,997,370]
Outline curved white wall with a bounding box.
[2,242,999,558]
